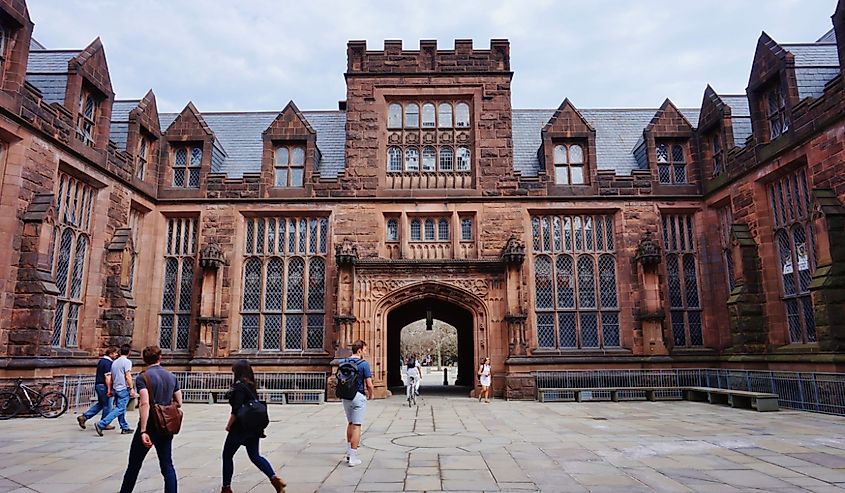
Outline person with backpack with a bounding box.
[221,360,285,493]
[335,339,373,467]
[119,346,182,493]
[405,354,421,397]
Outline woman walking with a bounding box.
[478,357,492,403]
[221,360,285,493]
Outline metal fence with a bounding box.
[62,372,327,411]
[535,369,845,416]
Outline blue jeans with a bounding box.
[98,388,130,430]
[222,431,275,487]
[82,384,112,420]
[119,428,176,493]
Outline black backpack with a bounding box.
[235,383,269,435]
[406,358,417,371]
[335,358,362,400]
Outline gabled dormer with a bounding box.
[61,38,114,151]
[111,89,161,185]
[261,100,318,197]
[0,0,33,99]
[642,99,697,189]
[162,102,222,195]
[746,33,800,145]
[696,86,742,178]
[539,98,597,194]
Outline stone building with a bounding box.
[0,0,844,399]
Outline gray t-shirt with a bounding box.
[136,365,179,405]
[110,356,133,391]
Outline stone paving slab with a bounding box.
[2,396,845,491]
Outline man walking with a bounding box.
[341,340,373,467]
[95,344,135,435]
[119,345,182,493]
[77,346,118,430]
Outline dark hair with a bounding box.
[142,346,162,365]
[119,344,131,356]
[351,339,367,354]
[105,346,118,357]
[232,360,256,391]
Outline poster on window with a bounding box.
[797,243,809,271]
[782,255,793,275]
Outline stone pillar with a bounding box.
[102,227,137,349]
[334,239,358,357]
[399,212,410,260]
[634,232,668,355]
[726,224,768,353]
[451,210,460,259]
[196,243,225,358]
[810,190,845,351]
[501,235,527,355]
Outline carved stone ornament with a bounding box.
[199,243,225,271]
[635,232,662,267]
[635,308,665,321]
[335,239,358,266]
[505,311,528,323]
[501,235,526,265]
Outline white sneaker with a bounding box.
[348,455,362,467]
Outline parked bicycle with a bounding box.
[0,378,68,419]
[406,375,417,407]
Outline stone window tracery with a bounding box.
[656,141,687,184]
[172,145,202,188]
[159,217,197,351]
[553,143,585,185]
[769,168,815,344]
[531,214,619,350]
[409,216,450,242]
[136,135,152,181]
[274,144,305,187]
[662,214,703,347]
[766,81,790,140]
[76,89,98,147]
[51,173,97,348]
[240,216,328,352]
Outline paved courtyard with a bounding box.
[2,393,845,493]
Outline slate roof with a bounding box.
[781,43,841,99]
[719,95,753,146]
[159,111,347,178]
[817,29,837,43]
[25,50,79,104]
[109,99,140,150]
[512,107,700,177]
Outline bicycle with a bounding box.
[406,375,417,407]
[0,378,69,419]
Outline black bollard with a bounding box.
[443,367,448,386]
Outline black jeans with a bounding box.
[119,427,177,493]
[222,431,275,487]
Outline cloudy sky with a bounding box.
[28,1,838,113]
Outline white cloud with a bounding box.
[28,0,838,113]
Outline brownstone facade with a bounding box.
[1,1,844,398]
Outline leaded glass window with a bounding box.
[422,103,436,128]
[553,143,586,185]
[159,217,197,351]
[656,141,687,184]
[136,135,152,181]
[532,214,619,350]
[387,146,402,172]
[438,103,452,128]
[76,91,98,147]
[717,205,736,295]
[769,168,815,343]
[410,219,421,241]
[455,102,470,128]
[275,144,305,187]
[661,214,703,347]
[172,145,202,188]
[51,173,97,348]
[127,208,144,294]
[766,82,790,140]
[422,146,436,172]
[438,219,449,241]
[711,132,724,177]
[386,218,398,242]
[405,147,419,171]
[405,103,419,128]
[456,146,471,171]
[240,216,329,352]
[439,147,453,171]
[460,217,473,241]
[387,103,402,129]
[410,217,449,242]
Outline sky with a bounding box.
[27,1,839,114]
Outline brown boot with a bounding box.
[220,487,232,493]
[271,476,286,493]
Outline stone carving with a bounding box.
[446,279,489,297]
[199,243,225,270]
[370,279,409,298]
[501,235,526,265]
[635,232,661,267]
[335,239,358,266]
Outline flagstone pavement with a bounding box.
[2,393,845,492]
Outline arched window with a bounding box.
[275,145,305,187]
[439,147,453,171]
[422,103,435,128]
[405,147,419,171]
[424,219,435,241]
[438,219,449,240]
[662,214,703,347]
[387,103,402,128]
[172,145,202,188]
[386,219,398,241]
[308,257,325,311]
[456,146,471,171]
[410,219,421,241]
[460,217,472,241]
[387,146,402,172]
[158,217,197,351]
[422,146,436,172]
[534,255,553,310]
[455,102,470,128]
[438,103,452,128]
[405,103,419,128]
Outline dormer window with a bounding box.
[0,24,8,69]
[711,133,724,177]
[766,82,789,140]
[172,145,202,188]
[656,141,687,184]
[553,143,585,185]
[275,145,305,187]
[76,90,99,147]
[136,135,152,181]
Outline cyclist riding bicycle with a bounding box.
[405,355,421,402]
